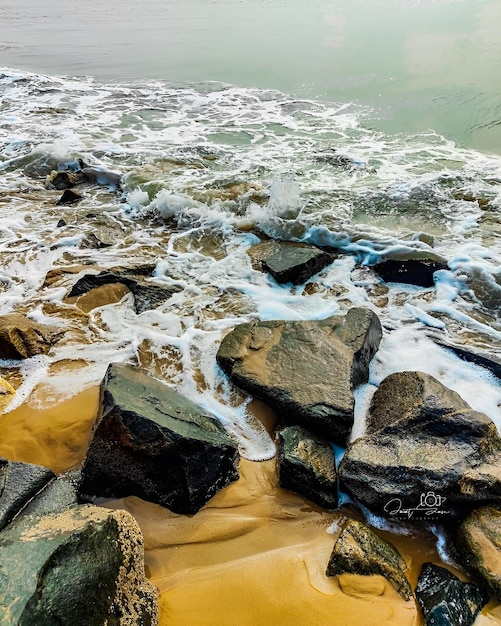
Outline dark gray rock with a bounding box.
[416,562,486,626]
[261,242,335,285]
[326,519,412,600]
[373,258,448,287]
[80,363,239,515]
[339,371,501,517]
[68,269,181,314]
[0,504,158,625]
[456,505,501,601]
[0,459,55,532]
[56,189,82,205]
[430,338,501,380]
[21,470,81,518]
[217,307,382,444]
[277,425,337,509]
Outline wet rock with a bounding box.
[0,504,158,625]
[373,258,448,287]
[68,269,181,314]
[46,169,89,190]
[56,218,67,227]
[430,337,501,380]
[0,377,15,411]
[326,519,412,600]
[0,459,55,532]
[56,188,82,205]
[339,371,501,517]
[21,470,81,518]
[277,425,337,509]
[0,314,62,359]
[415,562,486,626]
[217,307,382,444]
[79,363,239,515]
[456,505,501,601]
[260,242,335,285]
[81,166,122,189]
[80,232,113,249]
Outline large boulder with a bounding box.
[217,307,382,444]
[0,459,55,532]
[415,562,486,626]
[0,314,62,359]
[456,505,501,601]
[277,425,337,509]
[0,504,158,625]
[260,242,335,285]
[339,371,501,517]
[79,363,240,515]
[326,519,412,600]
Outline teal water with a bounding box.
[0,0,500,152]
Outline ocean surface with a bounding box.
[0,1,500,475]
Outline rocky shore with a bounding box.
[1,160,501,625]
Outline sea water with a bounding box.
[0,0,500,459]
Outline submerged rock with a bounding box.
[0,504,158,625]
[217,307,382,444]
[326,519,412,600]
[260,242,335,285]
[456,505,501,601]
[339,371,501,517]
[80,363,240,515]
[0,459,55,532]
[0,314,62,359]
[277,425,337,509]
[415,562,486,626]
[373,257,447,287]
[430,337,501,380]
[67,269,181,314]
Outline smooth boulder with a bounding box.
[80,363,240,515]
[373,257,447,287]
[326,519,412,600]
[339,371,501,516]
[260,242,335,285]
[415,562,486,626]
[0,314,62,359]
[277,425,337,509]
[0,505,158,625]
[217,307,382,444]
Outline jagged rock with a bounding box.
[217,307,382,444]
[56,189,82,205]
[373,257,448,287]
[260,242,335,285]
[0,314,62,359]
[326,519,412,600]
[79,363,239,515]
[416,562,486,626]
[456,506,501,601]
[277,425,337,509]
[0,504,158,625]
[0,459,55,532]
[339,371,501,517]
[56,218,67,227]
[67,269,181,314]
[46,169,88,190]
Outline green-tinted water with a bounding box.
[1,0,499,153]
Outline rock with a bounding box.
[373,258,448,287]
[0,314,62,359]
[0,459,55,532]
[338,371,501,517]
[430,337,501,380]
[456,505,501,601]
[45,169,88,190]
[21,470,81,518]
[277,425,337,509]
[79,363,239,515]
[80,232,113,249]
[217,307,382,444]
[67,269,181,314]
[81,166,122,189]
[56,189,82,205]
[261,242,335,285]
[326,519,412,600]
[415,562,486,626]
[0,377,15,411]
[46,164,122,191]
[56,218,67,227]
[0,504,158,625]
